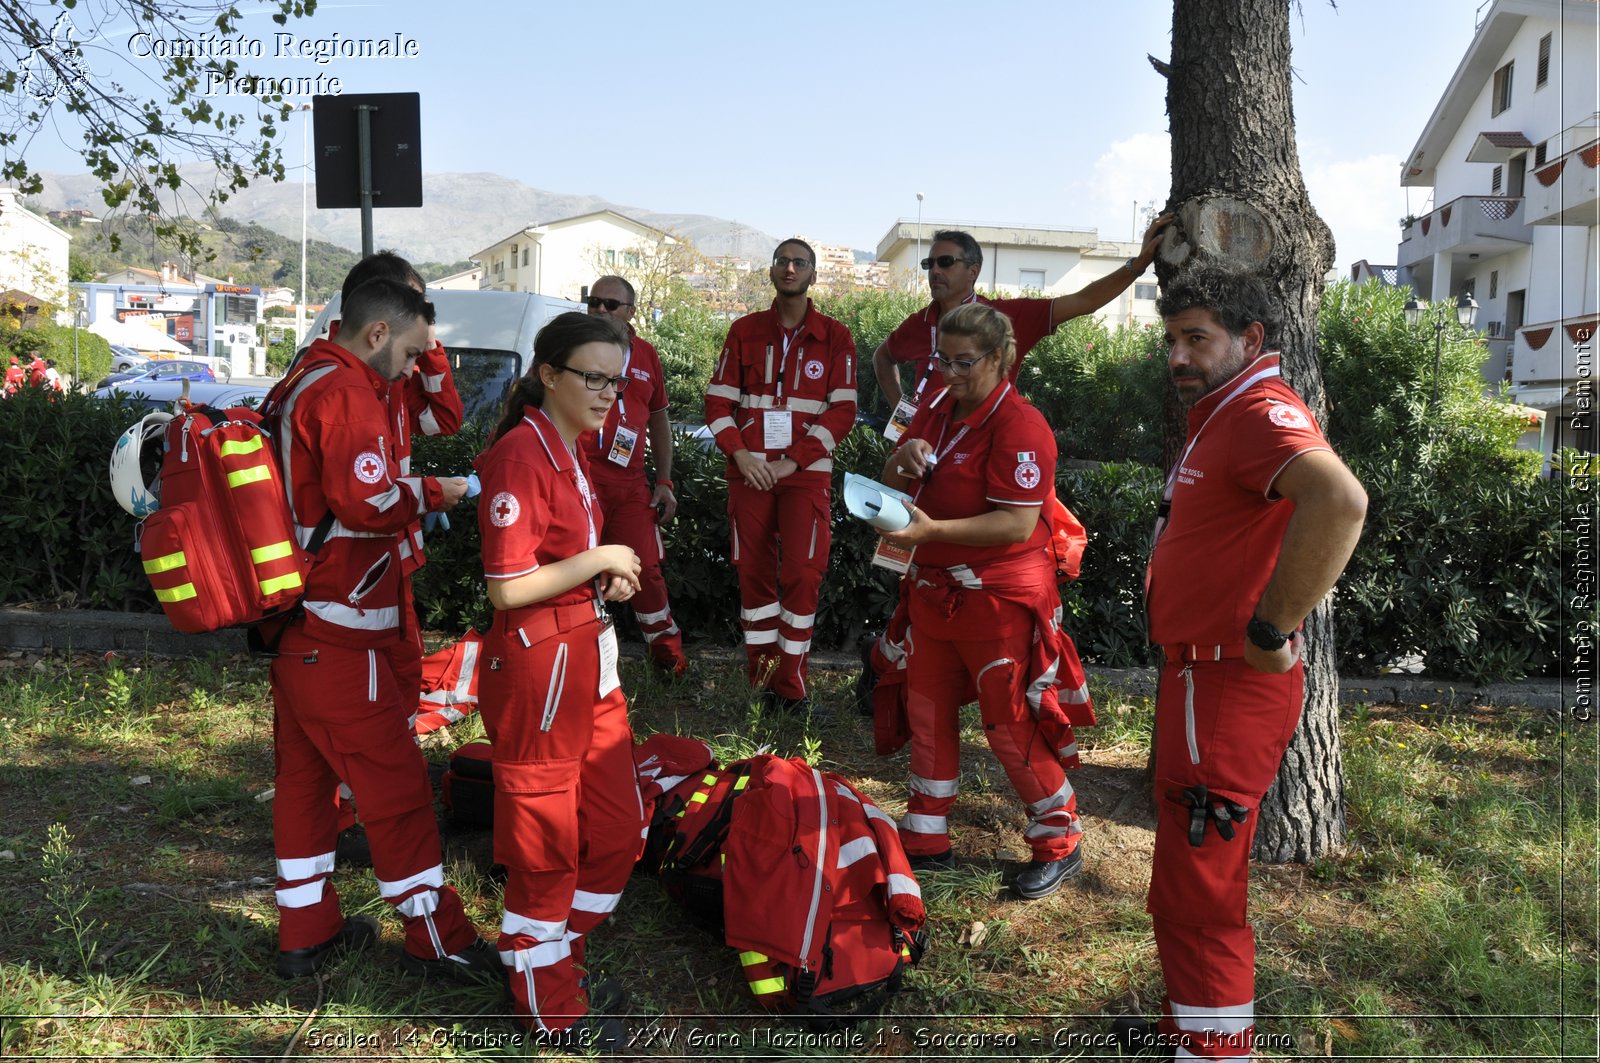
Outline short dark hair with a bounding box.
[491,312,629,444]
[773,238,816,265]
[341,250,425,302]
[1156,266,1281,347]
[930,230,982,269]
[340,277,435,337]
[592,274,636,304]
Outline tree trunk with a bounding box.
[1159,0,1346,862]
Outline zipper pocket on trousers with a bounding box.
[540,642,569,732]
[367,649,378,703]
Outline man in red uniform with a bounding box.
[582,274,688,675]
[266,277,496,981]
[1121,267,1366,1059]
[4,355,24,395]
[858,217,1171,710]
[704,239,857,714]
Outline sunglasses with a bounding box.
[921,254,970,270]
[585,297,632,312]
[933,349,995,374]
[554,364,630,392]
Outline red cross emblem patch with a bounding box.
[490,491,521,528]
[353,451,384,484]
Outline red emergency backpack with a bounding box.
[136,363,334,639]
[643,747,928,1021]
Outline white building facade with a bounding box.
[875,219,1159,328]
[472,210,675,304]
[1398,0,1598,462]
[0,188,69,306]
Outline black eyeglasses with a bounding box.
[585,297,633,312]
[933,349,995,374]
[921,254,970,270]
[772,256,813,270]
[554,364,630,392]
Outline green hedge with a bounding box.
[0,282,1580,681]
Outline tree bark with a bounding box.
[1159,0,1346,862]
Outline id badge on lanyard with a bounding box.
[573,460,621,695]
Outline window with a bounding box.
[1537,33,1551,87]
[1535,140,1549,166]
[1490,270,1499,299]
[1492,61,1513,116]
[1134,283,1159,301]
[1491,165,1503,194]
[522,248,529,266]
[1018,268,1045,289]
[625,251,641,269]
[606,250,616,266]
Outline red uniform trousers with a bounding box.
[1149,653,1303,1060]
[727,475,830,699]
[269,622,477,959]
[478,606,645,1033]
[898,590,1083,862]
[590,466,686,670]
[333,588,424,834]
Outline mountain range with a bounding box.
[33,168,792,266]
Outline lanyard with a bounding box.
[599,343,634,449]
[916,292,980,398]
[910,382,1011,504]
[775,322,802,402]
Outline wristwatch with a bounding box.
[1246,615,1293,651]
[1123,256,1142,274]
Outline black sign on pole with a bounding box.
[312,92,423,257]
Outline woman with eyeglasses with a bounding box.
[473,311,645,1049]
[879,301,1094,902]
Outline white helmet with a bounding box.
[109,411,173,518]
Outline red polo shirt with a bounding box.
[1146,353,1331,646]
[901,379,1056,570]
[581,331,669,479]
[884,294,1053,396]
[476,405,603,616]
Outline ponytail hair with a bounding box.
[490,312,629,444]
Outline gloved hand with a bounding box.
[464,473,481,499]
[422,511,451,535]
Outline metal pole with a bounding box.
[1431,315,1444,408]
[357,104,376,258]
[298,102,311,357]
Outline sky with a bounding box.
[19,0,1492,268]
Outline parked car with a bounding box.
[299,288,584,422]
[109,345,150,374]
[96,360,216,390]
[94,379,270,416]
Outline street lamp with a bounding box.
[1404,292,1479,407]
[915,192,924,291]
[70,287,85,388]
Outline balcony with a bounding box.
[1512,314,1600,385]
[1397,195,1532,274]
[1525,114,1600,226]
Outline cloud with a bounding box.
[1071,133,1172,242]
[1303,154,1409,270]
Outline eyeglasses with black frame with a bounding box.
[554,364,631,392]
[920,254,971,270]
[772,255,813,270]
[585,296,633,312]
[932,349,996,374]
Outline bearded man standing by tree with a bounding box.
[1120,266,1365,1060]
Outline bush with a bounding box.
[641,302,724,423]
[1,323,113,391]
[1021,316,1167,466]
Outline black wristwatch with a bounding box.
[1246,615,1293,651]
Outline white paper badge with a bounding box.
[597,623,621,698]
[885,397,918,443]
[764,409,793,451]
[607,425,639,467]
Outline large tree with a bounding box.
[1154,0,1345,861]
[1,0,317,256]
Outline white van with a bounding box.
[298,288,585,423]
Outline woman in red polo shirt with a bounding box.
[476,312,645,1047]
[880,302,1090,901]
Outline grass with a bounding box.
[0,646,1593,1061]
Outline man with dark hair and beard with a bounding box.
[704,239,857,715]
[1119,266,1366,1060]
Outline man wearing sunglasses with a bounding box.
[871,215,1172,417]
[579,275,689,677]
[704,239,858,715]
[856,214,1171,716]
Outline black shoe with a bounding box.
[335,825,371,867]
[581,974,628,1014]
[401,936,504,984]
[1013,846,1084,899]
[853,633,880,715]
[1111,1016,1174,1058]
[276,914,379,978]
[534,1013,629,1055]
[908,849,956,873]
